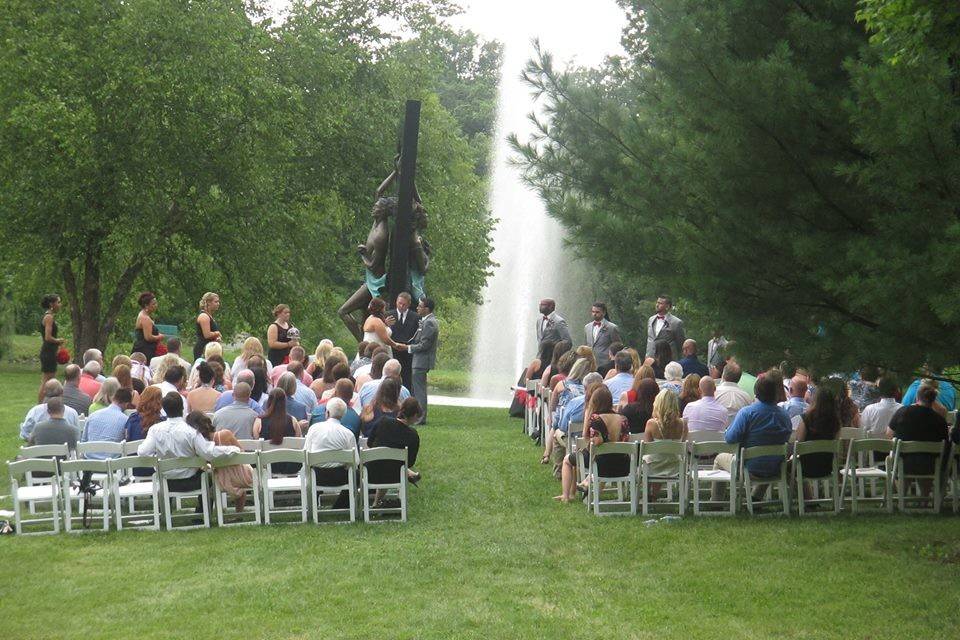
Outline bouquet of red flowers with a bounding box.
[56,347,71,365]
[155,341,168,356]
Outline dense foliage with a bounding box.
[0,0,500,356]
[512,0,960,378]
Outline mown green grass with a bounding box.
[2,368,960,639]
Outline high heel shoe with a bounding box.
[409,471,422,486]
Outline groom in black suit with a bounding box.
[388,291,419,391]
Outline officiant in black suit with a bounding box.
[388,291,419,390]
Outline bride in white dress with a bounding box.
[362,298,399,357]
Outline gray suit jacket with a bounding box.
[584,319,621,367]
[536,311,572,350]
[645,312,685,360]
[408,314,439,371]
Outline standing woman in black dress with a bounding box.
[266,304,298,366]
[132,291,165,361]
[38,294,66,402]
[194,292,222,360]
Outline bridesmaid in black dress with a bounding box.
[266,303,298,366]
[38,294,66,402]
[132,291,165,361]
[194,292,222,360]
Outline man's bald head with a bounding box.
[699,376,716,397]
[383,359,402,379]
[236,369,255,386]
[233,382,251,402]
[789,378,808,399]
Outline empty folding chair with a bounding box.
[110,455,160,530]
[360,447,408,523]
[689,441,738,516]
[260,449,308,524]
[839,438,894,513]
[60,458,112,532]
[157,457,211,530]
[740,444,791,516]
[589,441,638,516]
[639,440,688,516]
[18,443,70,515]
[236,439,262,452]
[892,439,948,514]
[792,439,841,515]
[9,458,61,535]
[307,450,358,524]
[210,452,261,527]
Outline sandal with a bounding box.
[540,455,550,464]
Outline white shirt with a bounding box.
[137,417,238,479]
[653,316,665,337]
[20,403,80,440]
[149,354,192,376]
[714,381,753,419]
[354,363,372,379]
[682,396,730,432]
[860,397,902,438]
[304,418,358,468]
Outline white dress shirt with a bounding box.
[155,381,188,414]
[714,381,754,419]
[137,417,238,479]
[304,418,358,468]
[860,397,902,438]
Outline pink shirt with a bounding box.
[78,373,102,401]
[682,396,730,432]
[269,363,311,387]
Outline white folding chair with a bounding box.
[689,441,738,516]
[949,445,960,514]
[792,439,841,516]
[740,444,790,516]
[262,437,305,450]
[307,450,358,524]
[110,455,161,531]
[157,456,211,530]
[19,443,71,514]
[260,449,308,524]
[589,441,638,516]
[60,459,112,532]
[840,438,894,513]
[9,458,61,535]
[210,452,261,527]
[76,441,123,486]
[687,430,726,443]
[639,440,687,516]
[359,436,369,450]
[122,440,144,455]
[525,380,538,438]
[237,439,262,452]
[892,439,947,514]
[360,447,408,523]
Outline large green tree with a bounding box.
[513,0,960,377]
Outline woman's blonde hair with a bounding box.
[92,377,120,406]
[241,336,264,360]
[573,345,597,372]
[152,354,182,385]
[680,374,701,401]
[203,341,223,360]
[111,354,132,370]
[625,348,641,375]
[568,358,591,383]
[273,303,290,317]
[313,339,334,368]
[112,364,133,389]
[652,389,683,438]
[199,292,219,311]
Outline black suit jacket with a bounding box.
[388,309,420,343]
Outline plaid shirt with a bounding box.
[80,404,127,459]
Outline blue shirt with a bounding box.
[551,380,584,430]
[214,391,262,413]
[778,396,809,421]
[80,404,128,459]
[605,373,634,402]
[358,378,411,408]
[293,381,317,413]
[309,404,361,437]
[124,413,166,441]
[557,394,587,434]
[285,395,308,421]
[679,356,709,378]
[902,379,956,411]
[724,401,792,477]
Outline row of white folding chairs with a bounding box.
[568,435,959,517]
[8,444,408,535]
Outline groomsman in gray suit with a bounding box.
[397,297,439,425]
[645,295,685,360]
[536,299,572,352]
[584,302,621,371]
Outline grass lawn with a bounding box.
[2,367,960,639]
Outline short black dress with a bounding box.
[132,318,159,360]
[367,417,420,484]
[194,313,219,360]
[39,314,58,373]
[267,322,292,366]
[262,416,301,475]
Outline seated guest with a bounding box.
[129,352,151,388]
[887,384,949,476]
[20,379,80,440]
[619,365,656,407]
[286,361,317,413]
[597,341,622,378]
[214,370,262,412]
[89,377,120,413]
[311,351,349,399]
[795,384,842,483]
[305,397,358,508]
[155,365,187,414]
[187,342,232,390]
[604,351,635,402]
[78,361,102,399]
[207,421,254,512]
[832,378,861,428]
[206,355,230,392]
[650,341,674,380]
[187,362,222,414]
[352,342,379,378]
[149,337,192,377]
[231,337,272,378]
[678,374,701,413]
[254,388,303,474]
[249,365,270,407]
[310,379,362,437]
[306,339,335,380]
[367,397,422,485]
[901,371,956,411]
[557,385,629,503]
[356,351,389,393]
[712,374,791,499]
[269,345,312,386]
[28,397,78,451]
[678,339,710,378]
[277,372,309,423]
[539,339,571,389]
[573,345,598,375]
[541,358,590,465]
[556,373,604,438]
[643,388,688,497]
[318,363,355,403]
[62,364,92,415]
[715,362,753,419]
[112,364,140,409]
[861,375,903,438]
[359,358,411,408]
[82,348,106,381]
[682,376,729,433]
[138,394,239,498]
[620,378,660,434]
[778,377,810,427]
[351,340,370,370]
[848,365,881,411]
[80,388,133,457]
[212,382,259,439]
[360,376,402,438]
[547,351,576,390]
[125,385,165,442]
[661,362,684,395]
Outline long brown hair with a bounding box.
[138,386,164,433]
[261,388,290,445]
[361,377,401,422]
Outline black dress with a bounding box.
[132,317,159,360]
[194,313,219,360]
[267,322,292,366]
[262,416,300,475]
[797,416,838,478]
[39,314,58,373]
[367,417,419,484]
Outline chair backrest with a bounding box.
[78,441,124,457]
[259,448,306,465]
[740,444,788,461]
[686,430,726,442]
[574,437,588,453]
[640,439,687,456]
[157,456,207,474]
[109,455,157,473]
[307,449,357,468]
[794,439,841,457]
[60,458,111,475]
[568,421,583,437]
[19,444,69,459]
[628,434,643,443]
[123,440,145,455]
[849,438,895,456]
[359,437,369,450]
[262,437,305,451]
[948,410,957,427]
[691,441,738,457]
[839,427,863,441]
[209,451,259,469]
[8,457,59,480]
[896,440,946,455]
[237,439,262,452]
[359,446,407,465]
[526,380,538,392]
[592,441,637,458]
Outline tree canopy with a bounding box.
[512,0,960,378]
